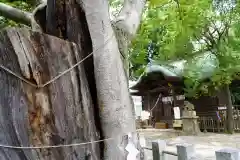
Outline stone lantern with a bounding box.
[182,101,201,135]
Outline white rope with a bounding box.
[0,64,38,88]
[0,137,115,149]
[0,34,114,88]
[0,131,140,149]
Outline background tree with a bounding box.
[130,0,240,133]
[130,0,240,98]
[129,0,213,79]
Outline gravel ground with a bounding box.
[139,129,240,160]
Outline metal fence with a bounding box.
[143,142,178,160]
[146,139,240,160]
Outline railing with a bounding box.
[143,141,178,160]
[198,109,240,132]
[198,116,225,132]
[162,150,178,156]
[145,139,240,160]
[143,146,178,156]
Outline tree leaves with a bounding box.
[129,0,240,98]
[129,0,212,79]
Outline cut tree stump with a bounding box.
[0,28,100,160]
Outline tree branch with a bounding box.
[31,2,47,32]
[212,21,221,38]
[113,0,146,37]
[0,2,32,25]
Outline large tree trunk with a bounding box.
[39,0,143,159]
[82,1,142,159]
[224,85,234,134]
[44,0,104,157]
[0,28,100,160]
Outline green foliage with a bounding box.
[130,0,240,99]
[129,0,213,79]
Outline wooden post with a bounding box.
[177,143,195,160]
[238,111,240,130]
[152,140,166,160]
[203,117,207,132]
[172,87,177,128]
[172,87,177,108]
[216,148,239,160]
[211,118,214,132]
[147,93,150,126]
[217,119,220,132]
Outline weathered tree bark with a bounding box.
[44,1,104,157]
[39,0,145,159]
[0,28,100,159]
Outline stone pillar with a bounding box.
[177,143,196,160]
[152,140,166,160]
[216,148,240,160]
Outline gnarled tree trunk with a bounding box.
[0,28,99,159]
